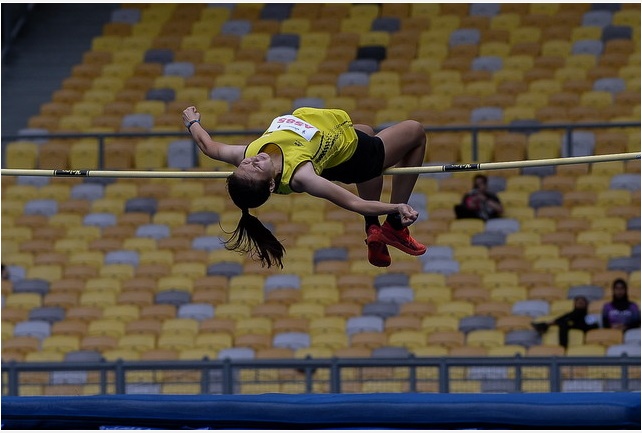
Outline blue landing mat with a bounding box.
[2,392,640,429]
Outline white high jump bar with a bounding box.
[1,152,639,178]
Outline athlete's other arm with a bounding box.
[183,106,245,166]
[292,162,418,226]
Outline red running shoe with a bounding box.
[380,221,427,256]
[365,225,391,267]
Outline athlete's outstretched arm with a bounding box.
[292,163,419,226]
[183,106,245,167]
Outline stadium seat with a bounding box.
[623,328,641,345]
[512,300,550,318]
[465,330,505,349]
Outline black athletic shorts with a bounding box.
[320,130,385,184]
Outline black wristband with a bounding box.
[187,119,200,131]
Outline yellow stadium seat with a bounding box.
[388,330,428,350]
[288,302,325,319]
[452,246,489,263]
[87,318,126,338]
[565,344,606,357]
[549,299,573,317]
[156,333,195,351]
[448,219,485,236]
[161,318,199,339]
[520,219,556,235]
[41,335,81,353]
[490,12,522,30]
[302,316,346,336]
[530,3,561,14]
[421,316,459,333]
[99,263,134,280]
[118,334,156,352]
[466,330,505,349]
[580,91,613,109]
[25,351,65,363]
[234,317,272,336]
[2,227,33,244]
[497,191,530,207]
[194,332,233,351]
[103,305,140,322]
[554,271,592,289]
[408,272,446,290]
[488,345,526,357]
[6,140,39,168]
[481,271,519,289]
[576,230,612,247]
[294,347,333,359]
[5,292,42,310]
[459,259,496,275]
[85,277,121,293]
[532,257,569,273]
[156,275,193,294]
[453,287,489,304]
[213,302,252,320]
[311,332,349,350]
[506,232,540,247]
[594,243,632,260]
[597,190,632,207]
[590,217,626,234]
[79,291,116,308]
[574,174,610,192]
[27,264,63,281]
[302,286,340,306]
[526,131,562,159]
[540,39,571,57]
[489,283,527,302]
[523,245,559,261]
[427,330,465,349]
[495,315,533,333]
[529,78,562,95]
[479,41,511,57]
[570,205,606,219]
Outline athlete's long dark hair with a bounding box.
[224,172,285,268]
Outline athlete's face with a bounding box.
[235,152,275,184]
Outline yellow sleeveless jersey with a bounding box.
[244,108,358,194]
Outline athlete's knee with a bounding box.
[404,120,426,147]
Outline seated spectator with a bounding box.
[454,174,503,221]
[1,264,9,280]
[532,296,599,348]
[602,278,640,332]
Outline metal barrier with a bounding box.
[2,355,640,396]
[2,121,640,169]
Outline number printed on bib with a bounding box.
[267,115,319,141]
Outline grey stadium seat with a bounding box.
[125,197,157,214]
[346,316,384,335]
[272,332,310,350]
[374,273,409,290]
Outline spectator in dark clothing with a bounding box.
[602,278,640,332]
[454,174,503,220]
[532,296,599,348]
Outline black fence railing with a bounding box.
[2,355,640,396]
[2,121,640,169]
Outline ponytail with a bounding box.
[225,173,285,268]
[224,208,285,268]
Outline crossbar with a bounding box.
[1,152,639,178]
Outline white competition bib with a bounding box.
[266,115,319,141]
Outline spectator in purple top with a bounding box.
[602,278,640,332]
